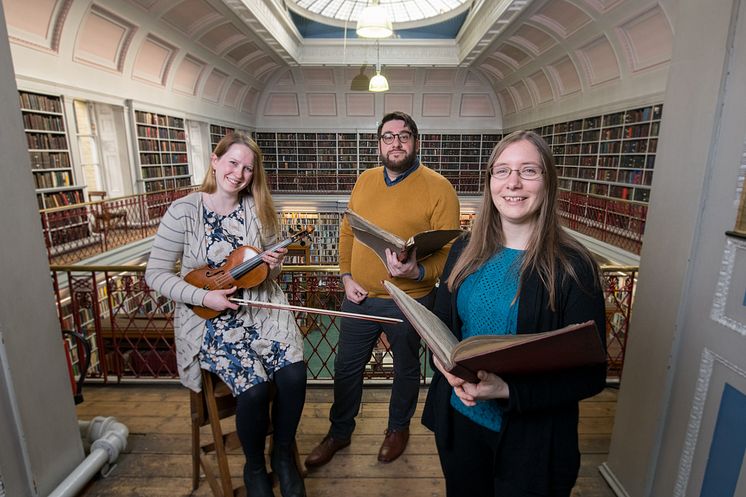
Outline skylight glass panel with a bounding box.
[289,0,469,23]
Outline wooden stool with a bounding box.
[190,370,304,497]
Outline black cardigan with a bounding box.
[422,236,607,496]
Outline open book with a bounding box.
[345,208,462,264]
[383,281,605,383]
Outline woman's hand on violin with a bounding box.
[459,371,510,403]
[202,286,239,312]
[262,247,287,270]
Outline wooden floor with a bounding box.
[76,383,617,497]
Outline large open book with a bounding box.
[345,208,462,264]
[383,281,605,382]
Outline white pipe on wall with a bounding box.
[47,417,129,497]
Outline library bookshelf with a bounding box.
[255,131,502,195]
[133,110,191,194]
[20,90,85,209]
[209,124,235,150]
[529,103,662,248]
[20,89,93,251]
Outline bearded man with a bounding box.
[305,111,460,467]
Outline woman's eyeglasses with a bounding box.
[489,165,544,180]
[380,131,413,145]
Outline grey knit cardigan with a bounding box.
[144,192,302,392]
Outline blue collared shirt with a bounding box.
[383,157,420,186]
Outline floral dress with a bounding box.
[197,203,303,396]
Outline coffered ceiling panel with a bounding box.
[531,0,592,39]
[576,35,620,86]
[225,41,260,66]
[224,79,246,108]
[527,69,554,104]
[497,89,517,116]
[385,93,414,115]
[460,94,495,117]
[3,0,67,50]
[161,0,221,35]
[198,22,245,55]
[3,0,676,123]
[549,55,582,95]
[172,54,205,95]
[302,67,336,86]
[203,68,228,102]
[616,5,673,72]
[510,24,557,55]
[306,93,337,116]
[132,35,175,85]
[496,42,533,67]
[511,80,533,110]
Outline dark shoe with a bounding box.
[271,446,306,497]
[304,434,351,468]
[243,464,274,497]
[377,428,409,463]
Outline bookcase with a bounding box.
[280,211,342,265]
[134,110,191,193]
[530,104,662,242]
[20,90,85,209]
[20,90,93,250]
[541,105,661,204]
[209,124,235,150]
[255,131,502,194]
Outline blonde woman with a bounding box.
[145,132,306,497]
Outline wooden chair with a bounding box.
[89,190,127,233]
[190,370,305,497]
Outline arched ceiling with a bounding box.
[2,0,675,127]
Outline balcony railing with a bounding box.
[40,185,645,266]
[39,187,196,265]
[52,264,637,385]
[559,191,646,254]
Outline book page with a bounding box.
[408,230,463,260]
[450,321,604,376]
[345,209,406,264]
[383,281,459,369]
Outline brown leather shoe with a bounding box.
[304,434,351,468]
[377,428,409,463]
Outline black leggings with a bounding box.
[235,361,307,469]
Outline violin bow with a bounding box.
[228,298,403,324]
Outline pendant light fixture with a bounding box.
[369,40,389,92]
[356,0,393,39]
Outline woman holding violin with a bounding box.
[145,132,306,497]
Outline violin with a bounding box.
[184,226,314,319]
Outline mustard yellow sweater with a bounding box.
[339,165,460,298]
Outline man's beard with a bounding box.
[380,148,416,174]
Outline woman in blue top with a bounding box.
[422,130,607,497]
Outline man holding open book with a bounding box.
[305,111,460,467]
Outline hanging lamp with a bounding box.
[369,41,389,92]
[356,1,393,39]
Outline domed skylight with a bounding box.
[290,0,470,24]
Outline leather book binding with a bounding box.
[383,280,606,382]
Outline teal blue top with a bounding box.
[450,247,523,432]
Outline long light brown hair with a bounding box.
[199,131,280,238]
[447,130,600,310]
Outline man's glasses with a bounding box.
[489,165,544,180]
[380,131,413,145]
